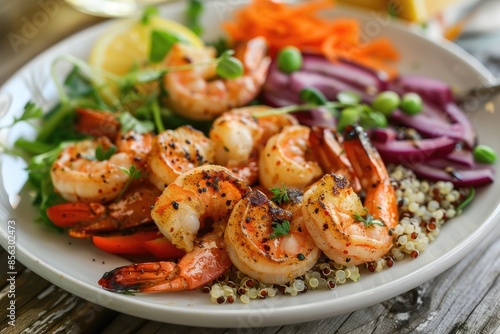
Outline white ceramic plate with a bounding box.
[1,1,499,328]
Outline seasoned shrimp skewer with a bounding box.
[151,165,250,252]
[259,125,323,190]
[46,182,160,238]
[98,233,231,292]
[303,125,398,266]
[225,190,320,285]
[163,37,271,120]
[148,125,215,190]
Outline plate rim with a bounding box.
[0,1,499,328]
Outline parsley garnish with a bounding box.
[269,220,290,239]
[95,145,116,161]
[354,213,385,227]
[116,166,142,202]
[269,183,290,204]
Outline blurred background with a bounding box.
[2,0,500,83]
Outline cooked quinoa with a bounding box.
[205,165,471,304]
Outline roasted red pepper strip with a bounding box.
[143,237,186,260]
[92,231,160,255]
[46,202,105,228]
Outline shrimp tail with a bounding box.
[309,126,361,192]
[75,108,119,139]
[98,233,232,292]
[343,124,398,229]
[343,124,387,188]
[98,262,183,292]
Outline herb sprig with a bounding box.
[354,212,385,227]
[116,166,142,202]
[95,145,117,161]
[269,183,290,204]
[269,220,291,239]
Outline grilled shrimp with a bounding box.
[303,125,398,266]
[98,233,231,292]
[225,190,320,285]
[209,106,262,185]
[50,135,150,203]
[46,182,160,238]
[116,130,154,167]
[162,37,271,120]
[147,125,215,190]
[151,165,250,252]
[259,125,323,190]
[209,106,298,185]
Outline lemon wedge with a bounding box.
[88,16,204,105]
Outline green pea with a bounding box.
[360,110,388,129]
[337,107,360,132]
[401,92,423,115]
[473,145,497,164]
[277,46,303,74]
[216,56,244,79]
[372,91,400,116]
[299,87,327,105]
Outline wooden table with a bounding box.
[1,2,500,333]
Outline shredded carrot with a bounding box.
[223,0,400,78]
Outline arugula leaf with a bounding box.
[269,220,291,239]
[210,38,231,57]
[118,112,155,134]
[141,6,159,25]
[354,213,385,227]
[186,0,204,36]
[0,102,43,131]
[14,138,54,155]
[16,102,43,122]
[269,183,290,204]
[25,143,70,230]
[299,87,328,106]
[149,30,181,63]
[95,145,117,161]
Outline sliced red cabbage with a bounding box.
[302,54,387,92]
[373,136,456,164]
[408,163,494,187]
[391,75,454,107]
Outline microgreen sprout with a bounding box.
[456,187,475,214]
[116,166,142,202]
